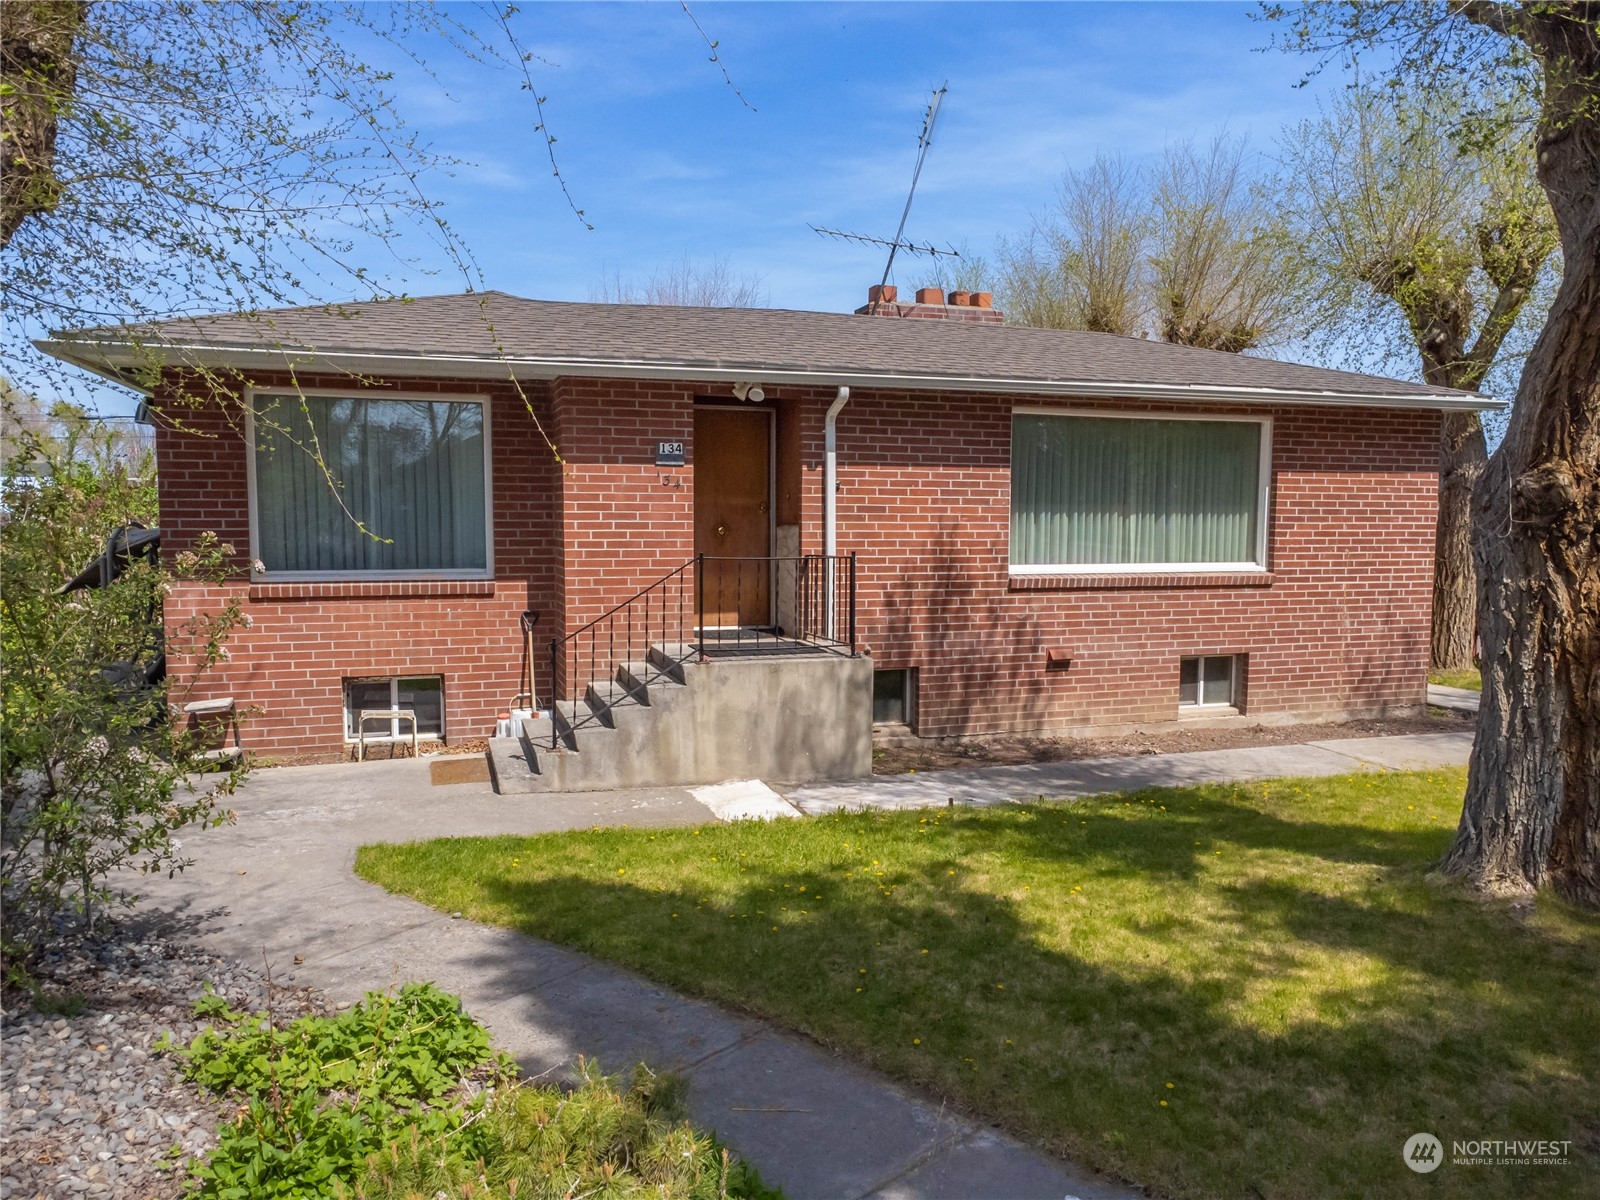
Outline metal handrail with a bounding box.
[549,559,697,749]
[547,552,859,751]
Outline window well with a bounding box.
[1179,656,1239,709]
[344,675,445,741]
[873,668,913,727]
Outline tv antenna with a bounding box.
[809,82,959,289]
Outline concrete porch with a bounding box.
[489,639,872,794]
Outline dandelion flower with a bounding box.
[1159,1100,1168,1107]
[913,1038,921,1045]
[1165,1082,1174,1089]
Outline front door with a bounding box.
[694,406,771,626]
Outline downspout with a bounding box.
[824,386,850,557]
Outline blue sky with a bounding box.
[378,0,1341,309]
[79,1,1359,416]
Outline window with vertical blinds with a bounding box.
[251,393,489,575]
[1010,413,1266,571]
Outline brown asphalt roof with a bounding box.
[44,289,1493,407]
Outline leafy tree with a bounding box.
[995,136,1302,351]
[1270,0,1600,907]
[996,152,1146,334]
[0,0,594,407]
[1,400,248,962]
[1277,80,1559,672]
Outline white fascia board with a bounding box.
[34,337,1505,412]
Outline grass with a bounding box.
[356,770,1600,1200]
[1429,666,1483,691]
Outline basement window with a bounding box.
[1179,656,1240,711]
[874,669,915,728]
[344,676,445,742]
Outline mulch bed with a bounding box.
[873,709,1475,775]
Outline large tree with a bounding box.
[1277,82,1559,672]
[995,136,1303,352]
[0,1,511,395]
[1274,1,1599,907]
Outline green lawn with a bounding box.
[1429,667,1484,691]
[356,770,1599,1199]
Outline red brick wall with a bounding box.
[154,368,1441,754]
[155,372,559,756]
[807,389,1441,736]
[550,378,696,633]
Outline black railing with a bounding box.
[696,554,857,655]
[548,552,858,750]
[549,558,697,749]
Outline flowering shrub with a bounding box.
[1,413,248,962]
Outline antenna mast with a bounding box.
[805,84,960,282]
[880,82,948,290]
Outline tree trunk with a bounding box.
[0,1,89,249]
[1431,412,1488,671]
[1441,15,1600,906]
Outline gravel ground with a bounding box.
[0,924,328,1200]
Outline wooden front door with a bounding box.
[694,407,771,626]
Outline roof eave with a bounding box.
[34,337,1505,412]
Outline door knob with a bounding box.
[715,522,729,538]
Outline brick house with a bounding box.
[40,287,1496,789]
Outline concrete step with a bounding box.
[618,658,689,697]
[488,736,542,794]
[584,677,649,721]
[650,643,698,678]
[490,642,871,795]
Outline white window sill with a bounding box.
[1178,705,1240,719]
[1010,564,1266,576]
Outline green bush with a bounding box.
[167,981,780,1200]
[169,982,510,1198]
[1,402,248,962]
[350,1062,782,1200]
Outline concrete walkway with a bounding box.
[140,760,1128,1200]
[1427,683,1482,714]
[137,731,1473,1199]
[785,731,1473,814]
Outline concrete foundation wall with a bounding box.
[495,651,872,793]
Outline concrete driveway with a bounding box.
[139,758,1129,1200]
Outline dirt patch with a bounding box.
[872,710,1475,775]
[429,755,492,786]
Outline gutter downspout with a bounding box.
[824,386,850,558]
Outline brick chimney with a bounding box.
[855,284,1004,325]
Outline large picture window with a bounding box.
[251,392,489,576]
[1011,411,1268,572]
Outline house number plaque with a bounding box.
[654,440,686,467]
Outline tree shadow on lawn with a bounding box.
[362,787,1600,1200]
